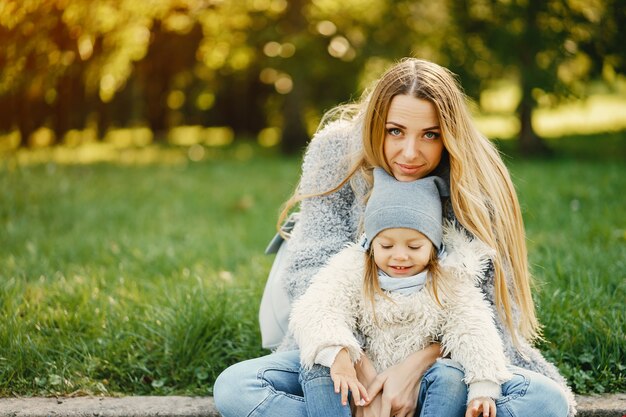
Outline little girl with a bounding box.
[290,168,512,417]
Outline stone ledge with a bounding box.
[0,394,624,417]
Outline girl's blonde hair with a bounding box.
[279,57,540,344]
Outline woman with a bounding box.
[213,58,575,417]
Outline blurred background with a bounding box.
[1,0,625,157]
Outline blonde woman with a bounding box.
[214,58,575,417]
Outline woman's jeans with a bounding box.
[213,350,569,417]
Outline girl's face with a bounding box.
[383,95,444,182]
[372,228,433,278]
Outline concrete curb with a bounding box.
[0,394,624,417]
[0,396,214,417]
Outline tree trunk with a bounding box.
[517,92,550,156]
[280,78,308,155]
[278,0,309,155]
[517,0,551,157]
[17,96,38,147]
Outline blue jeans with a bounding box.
[213,351,569,417]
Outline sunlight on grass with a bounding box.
[4,143,188,166]
[0,126,253,166]
[168,126,234,147]
[475,88,626,139]
[535,94,626,137]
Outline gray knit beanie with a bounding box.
[364,168,448,250]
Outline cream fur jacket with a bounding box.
[290,226,513,402]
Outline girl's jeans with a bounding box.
[213,350,569,417]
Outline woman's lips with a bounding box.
[396,163,424,175]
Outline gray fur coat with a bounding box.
[278,119,576,415]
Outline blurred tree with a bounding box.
[1,0,622,152]
[445,0,626,155]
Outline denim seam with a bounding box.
[257,367,300,387]
[256,368,305,402]
[495,372,530,406]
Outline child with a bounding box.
[290,167,512,417]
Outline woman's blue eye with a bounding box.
[387,128,402,136]
[424,131,440,140]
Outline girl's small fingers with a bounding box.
[466,401,479,417]
[482,400,490,417]
[341,381,349,405]
[334,378,341,394]
[349,381,362,405]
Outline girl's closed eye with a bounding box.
[408,245,422,250]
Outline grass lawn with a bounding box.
[0,136,624,396]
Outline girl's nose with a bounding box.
[392,250,409,261]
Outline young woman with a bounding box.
[214,58,575,417]
[292,168,512,417]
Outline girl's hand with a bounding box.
[331,349,370,407]
[365,343,441,417]
[465,397,497,417]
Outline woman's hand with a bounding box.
[353,353,378,417]
[330,349,369,407]
[357,392,384,417]
[365,343,441,417]
[465,397,496,417]
[355,353,378,386]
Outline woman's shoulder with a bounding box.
[306,119,358,159]
[300,119,360,193]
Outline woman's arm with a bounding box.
[354,353,377,386]
[361,343,441,417]
[281,120,360,301]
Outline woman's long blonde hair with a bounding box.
[279,58,540,344]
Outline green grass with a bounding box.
[509,158,625,394]
[0,137,624,396]
[0,144,300,396]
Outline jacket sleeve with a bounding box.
[438,231,512,401]
[281,120,359,301]
[289,247,364,369]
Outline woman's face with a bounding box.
[383,95,444,182]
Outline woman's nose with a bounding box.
[402,138,419,160]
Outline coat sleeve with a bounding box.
[289,247,364,369]
[438,230,513,401]
[439,277,513,401]
[280,120,360,302]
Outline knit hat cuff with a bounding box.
[364,206,443,249]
